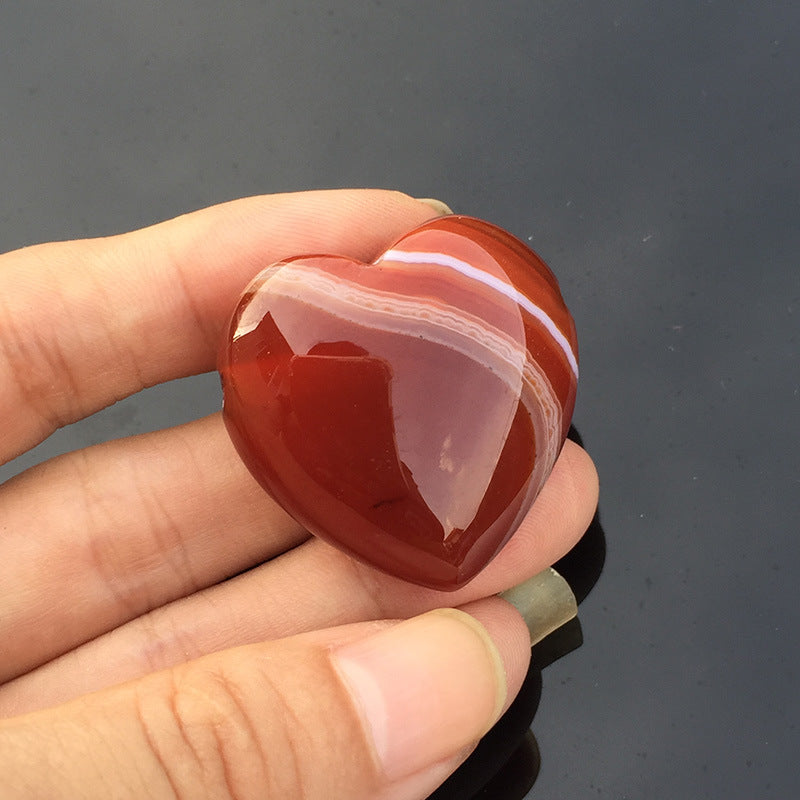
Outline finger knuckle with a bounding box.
[137,666,275,800]
[137,649,381,800]
[0,240,147,439]
[0,271,82,433]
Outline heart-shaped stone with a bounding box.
[218,215,578,590]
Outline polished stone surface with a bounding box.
[219,217,577,589]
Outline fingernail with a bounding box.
[330,608,506,782]
[500,568,578,645]
[415,197,454,215]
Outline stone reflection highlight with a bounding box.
[219,216,578,589]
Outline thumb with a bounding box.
[0,599,530,800]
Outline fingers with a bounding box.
[0,190,443,463]
[0,441,596,715]
[0,600,529,800]
[0,414,307,684]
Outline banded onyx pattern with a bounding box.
[219,216,578,590]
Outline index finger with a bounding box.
[0,190,444,464]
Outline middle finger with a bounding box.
[0,414,307,683]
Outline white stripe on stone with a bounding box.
[381,249,579,378]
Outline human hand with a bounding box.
[0,190,598,799]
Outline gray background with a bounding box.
[1,2,798,798]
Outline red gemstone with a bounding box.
[219,216,578,590]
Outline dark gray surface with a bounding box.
[2,2,798,797]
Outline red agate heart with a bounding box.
[218,215,578,590]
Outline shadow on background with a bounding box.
[428,427,605,799]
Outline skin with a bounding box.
[0,190,598,799]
